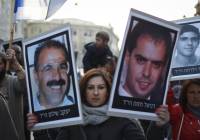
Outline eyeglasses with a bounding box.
[38,62,70,74]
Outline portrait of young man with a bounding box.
[172,24,200,68]
[170,18,200,80]
[108,9,179,121]
[118,21,172,103]
[33,40,74,111]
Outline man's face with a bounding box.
[34,47,69,107]
[177,32,199,57]
[95,37,106,48]
[124,34,167,98]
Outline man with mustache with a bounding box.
[172,24,200,68]
[118,22,172,102]
[33,40,74,111]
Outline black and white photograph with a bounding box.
[108,9,180,121]
[24,26,83,130]
[171,16,200,81]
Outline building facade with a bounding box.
[22,19,119,69]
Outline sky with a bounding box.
[49,0,198,46]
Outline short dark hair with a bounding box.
[180,24,200,39]
[126,21,172,63]
[179,79,200,109]
[34,40,69,72]
[96,31,110,42]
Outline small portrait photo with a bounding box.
[108,9,180,121]
[24,26,82,130]
[171,17,200,81]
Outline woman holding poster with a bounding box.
[169,79,200,140]
[58,69,146,140]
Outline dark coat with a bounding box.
[57,117,145,140]
[169,104,200,140]
[33,126,84,140]
[140,120,172,140]
[0,94,19,140]
[82,42,113,72]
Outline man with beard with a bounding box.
[118,22,172,103]
[33,40,74,111]
[0,93,19,140]
[0,47,26,140]
[82,31,113,73]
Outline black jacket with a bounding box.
[33,126,84,140]
[57,117,145,140]
[82,42,113,72]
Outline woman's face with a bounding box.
[85,76,108,107]
[186,84,200,108]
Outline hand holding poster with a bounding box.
[24,25,82,130]
[108,9,180,121]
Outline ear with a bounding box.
[33,69,39,85]
[124,50,130,65]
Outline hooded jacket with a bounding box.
[82,42,113,72]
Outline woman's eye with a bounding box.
[98,85,106,89]
[87,86,94,90]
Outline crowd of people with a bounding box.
[0,29,200,140]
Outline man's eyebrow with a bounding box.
[39,64,52,69]
[152,60,165,64]
[134,54,147,61]
[180,36,198,39]
[134,54,165,64]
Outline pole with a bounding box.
[6,0,16,72]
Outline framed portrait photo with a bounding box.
[108,9,180,121]
[23,25,83,130]
[171,16,200,81]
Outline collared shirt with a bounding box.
[33,94,74,111]
[118,83,151,100]
[172,55,200,68]
[118,83,133,97]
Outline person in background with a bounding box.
[0,47,26,140]
[12,44,24,67]
[4,44,30,140]
[83,31,113,73]
[97,55,118,77]
[168,79,200,140]
[0,92,19,140]
[58,68,145,140]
